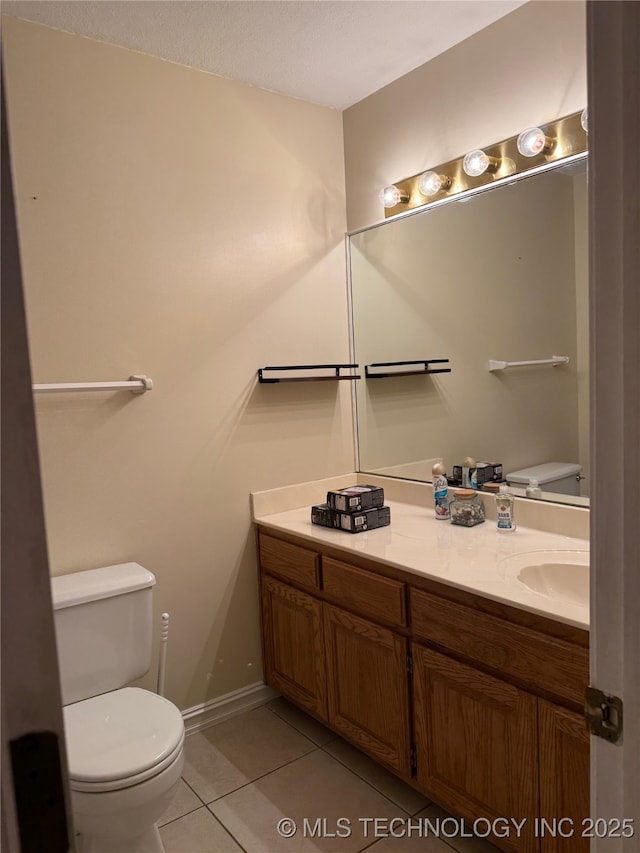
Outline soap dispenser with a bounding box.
[496,484,516,532]
[526,478,542,499]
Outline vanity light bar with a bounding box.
[379,109,588,218]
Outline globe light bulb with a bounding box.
[581,107,588,133]
[517,127,554,157]
[418,171,450,197]
[463,150,489,177]
[462,149,500,177]
[379,185,407,208]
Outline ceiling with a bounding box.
[2,0,527,109]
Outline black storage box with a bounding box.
[452,462,503,485]
[310,503,335,528]
[326,484,384,513]
[311,503,391,533]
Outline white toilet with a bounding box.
[51,563,185,853]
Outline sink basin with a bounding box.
[518,561,588,605]
[499,550,589,607]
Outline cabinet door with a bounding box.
[324,603,410,776]
[538,699,590,853]
[261,574,327,720]
[412,643,538,853]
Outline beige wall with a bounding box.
[3,17,353,711]
[343,1,587,232]
[351,167,581,479]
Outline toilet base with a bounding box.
[71,746,183,853]
[76,824,164,853]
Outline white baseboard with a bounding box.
[181,681,279,735]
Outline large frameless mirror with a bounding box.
[349,154,589,507]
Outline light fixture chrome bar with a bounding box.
[372,109,588,224]
[488,356,570,372]
[32,375,153,394]
[347,151,589,237]
[350,151,588,236]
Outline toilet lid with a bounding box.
[64,687,185,785]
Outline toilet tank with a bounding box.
[505,462,582,495]
[51,563,156,705]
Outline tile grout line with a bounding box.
[318,742,429,817]
[358,835,383,853]
[157,802,202,830]
[159,802,250,853]
[265,702,339,749]
[182,774,207,805]
[205,805,251,853]
[196,744,321,807]
[157,776,208,829]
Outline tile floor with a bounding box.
[158,697,501,853]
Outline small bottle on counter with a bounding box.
[462,456,476,489]
[450,489,486,527]
[432,463,451,520]
[495,484,516,532]
[526,478,542,499]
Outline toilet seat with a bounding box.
[64,687,185,793]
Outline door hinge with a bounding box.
[406,652,413,675]
[410,744,417,773]
[585,686,623,744]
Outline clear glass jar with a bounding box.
[449,488,486,527]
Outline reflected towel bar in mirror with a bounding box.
[365,359,451,379]
[488,356,570,372]
[258,364,361,383]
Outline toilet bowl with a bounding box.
[65,687,185,852]
[51,564,186,853]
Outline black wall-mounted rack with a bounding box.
[364,359,451,379]
[258,364,361,384]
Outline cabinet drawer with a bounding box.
[259,533,319,591]
[410,588,588,707]
[322,558,406,627]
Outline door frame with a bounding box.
[588,2,640,847]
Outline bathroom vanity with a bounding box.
[254,497,590,853]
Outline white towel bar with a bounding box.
[32,375,153,394]
[488,356,569,372]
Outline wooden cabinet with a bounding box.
[410,588,589,708]
[413,643,538,853]
[257,528,591,853]
[538,700,590,853]
[324,603,410,775]
[260,574,327,720]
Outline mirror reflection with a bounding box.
[350,157,589,506]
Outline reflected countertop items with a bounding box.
[255,500,589,630]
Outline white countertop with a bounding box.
[255,500,589,630]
